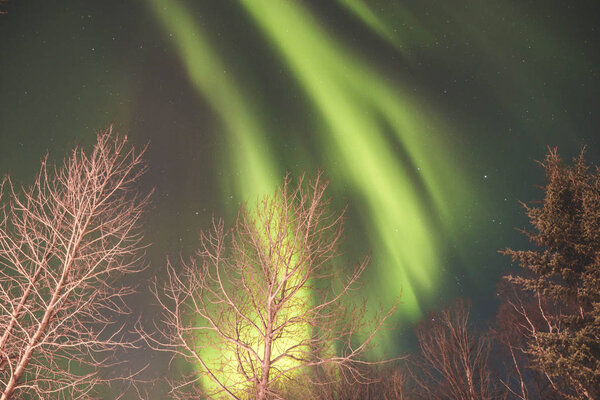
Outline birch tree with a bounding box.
[0,128,150,399]
[141,175,395,400]
[412,299,496,400]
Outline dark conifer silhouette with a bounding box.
[500,149,600,399]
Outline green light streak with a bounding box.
[340,0,395,43]
[149,0,474,382]
[338,0,434,55]
[147,2,313,394]
[147,0,279,200]
[240,1,472,339]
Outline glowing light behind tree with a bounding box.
[147,0,474,366]
[146,1,291,393]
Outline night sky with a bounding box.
[1,0,599,394]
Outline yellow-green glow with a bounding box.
[147,2,313,395]
[148,0,474,387]
[181,192,314,398]
[240,0,472,347]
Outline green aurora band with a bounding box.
[147,2,319,392]
[337,0,434,56]
[0,0,596,397]
[147,0,289,393]
[148,0,281,201]
[240,0,470,319]
[148,0,473,389]
[339,0,592,143]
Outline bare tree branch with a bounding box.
[0,127,150,399]
[412,299,497,400]
[139,174,397,400]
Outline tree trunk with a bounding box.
[257,317,273,400]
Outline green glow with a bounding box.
[340,0,395,43]
[147,0,279,200]
[147,2,312,394]
[149,0,474,384]
[240,0,472,347]
[338,0,434,56]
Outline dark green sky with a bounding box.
[1,0,599,390]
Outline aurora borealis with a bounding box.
[1,0,599,396]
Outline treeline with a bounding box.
[1,129,598,399]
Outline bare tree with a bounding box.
[412,299,496,400]
[0,128,150,399]
[298,362,414,400]
[493,289,560,400]
[140,174,396,400]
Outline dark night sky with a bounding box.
[1,0,599,394]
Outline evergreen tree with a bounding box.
[502,149,600,399]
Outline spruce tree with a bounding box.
[502,149,600,400]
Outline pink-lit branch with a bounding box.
[0,128,150,399]
[412,299,495,400]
